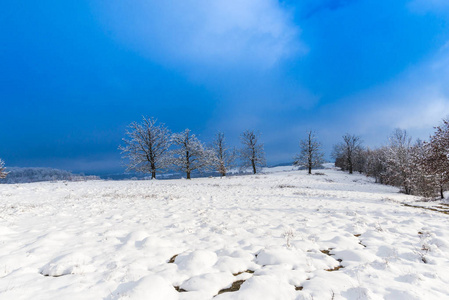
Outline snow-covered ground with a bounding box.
[1,167,448,299]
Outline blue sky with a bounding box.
[1,0,449,174]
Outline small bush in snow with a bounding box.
[0,159,8,179]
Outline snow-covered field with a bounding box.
[1,167,449,299]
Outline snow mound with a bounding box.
[180,272,235,295]
[40,252,93,277]
[256,247,307,268]
[118,275,178,300]
[175,250,218,276]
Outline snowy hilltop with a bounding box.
[0,167,448,299]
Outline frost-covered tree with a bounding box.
[353,149,367,174]
[332,134,363,174]
[341,122,449,198]
[357,131,442,197]
[211,132,236,177]
[363,147,387,184]
[0,159,8,179]
[410,140,442,198]
[240,130,266,174]
[119,116,171,179]
[423,119,449,198]
[384,129,414,194]
[171,129,213,179]
[293,131,324,174]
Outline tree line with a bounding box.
[118,116,269,179]
[332,119,449,199]
[119,116,325,179]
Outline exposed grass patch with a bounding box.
[233,269,254,276]
[174,286,187,292]
[402,203,449,215]
[321,248,344,271]
[276,184,296,189]
[39,272,69,278]
[354,234,366,247]
[325,265,344,272]
[217,280,246,295]
[320,248,334,256]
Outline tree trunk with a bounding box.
[251,159,256,174]
[151,162,156,179]
[308,163,312,174]
[404,185,411,195]
[220,162,226,177]
[186,150,190,179]
[441,186,444,199]
[348,156,353,174]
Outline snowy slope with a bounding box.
[0,169,448,299]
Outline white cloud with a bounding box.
[375,93,449,130]
[94,0,303,69]
[337,43,449,143]
[409,0,449,14]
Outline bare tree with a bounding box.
[119,116,171,179]
[333,134,363,174]
[0,159,8,179]
[211,132,236,177]
[240,130,266,174]
[293,131,324,174]
[171,129,213,179]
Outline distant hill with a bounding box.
[0,167,99,184]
